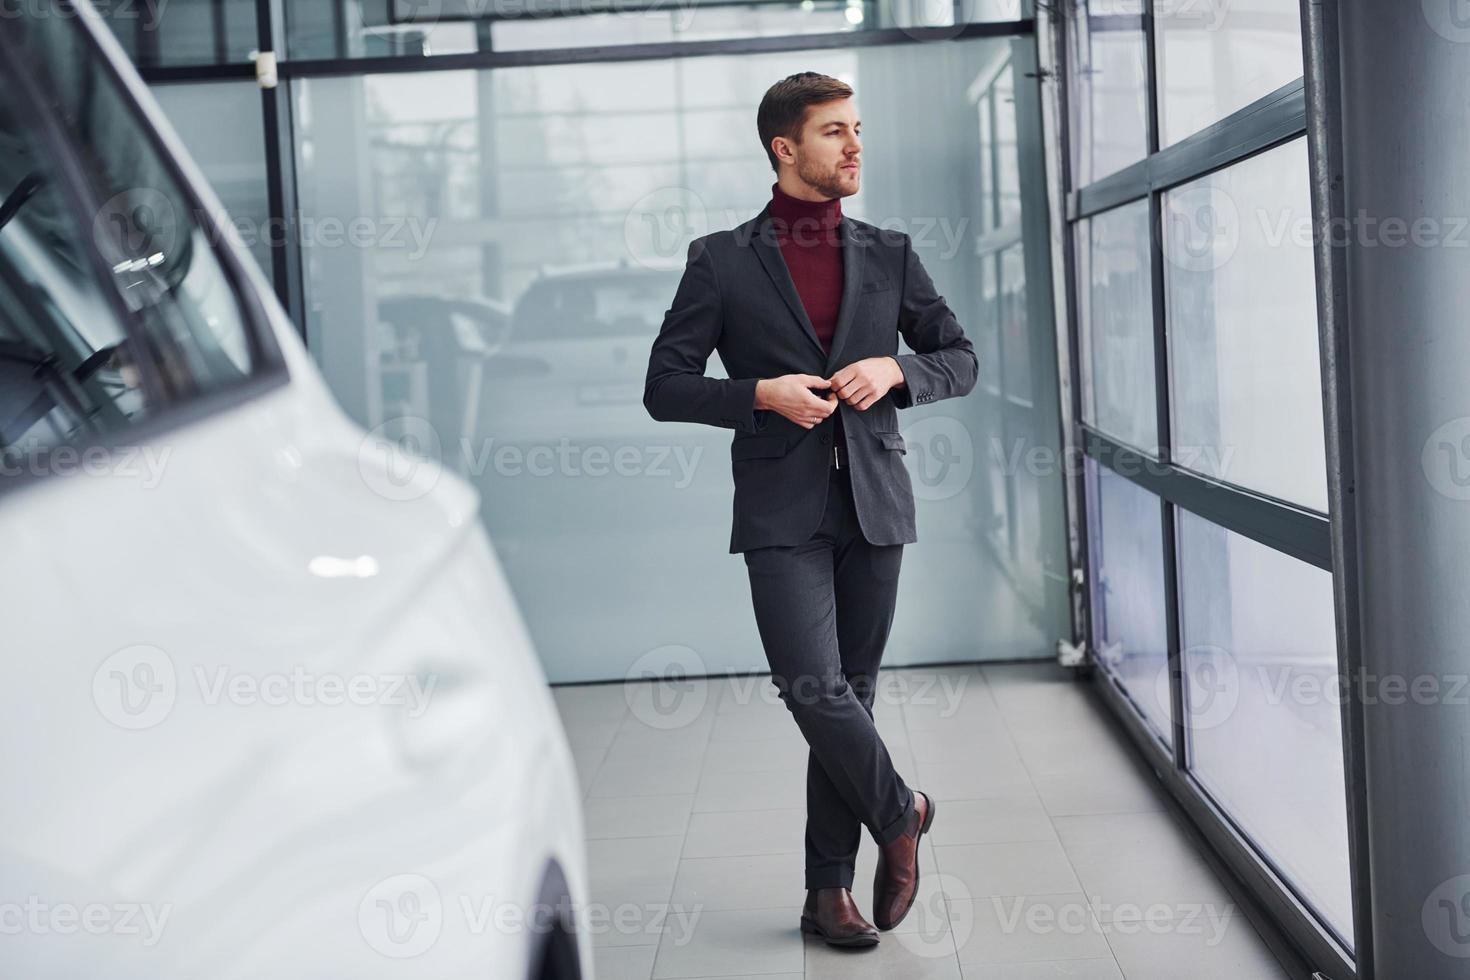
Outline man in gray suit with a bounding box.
[643,71,977,947]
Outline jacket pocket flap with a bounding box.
[860,277,893,293]
[878,431,907,453]
[731,435,790,460]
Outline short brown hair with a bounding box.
[756,72,854,174]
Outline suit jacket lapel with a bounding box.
[750,203,828,360]
[823,214,866,374]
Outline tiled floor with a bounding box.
[553,661,1296,980]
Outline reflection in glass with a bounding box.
[1067,0,1149,185]
[98,0,258,68]
[0,82,154,459]
[1163,138,1325,511]
[13,7,260,401]
[1086,459,1171,747]
[286,0,1027,61]
[1177,510,1352,947]
[1155,0,1303,147]
[151,82,274,284]
[1078,199,1156,455]
[292,36,1068,680]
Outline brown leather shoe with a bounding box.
[872,789,935,931]
[798,887,879,947]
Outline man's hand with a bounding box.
[754,374,838,429]
[827,357,905,411]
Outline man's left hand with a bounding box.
[826,357,906,411]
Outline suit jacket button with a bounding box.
[819,434,831,445]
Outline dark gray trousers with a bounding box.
[742,464,916,890]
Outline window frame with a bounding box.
[1049,0,1365,977]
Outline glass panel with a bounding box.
[1163,138,1325,511]
[994,60,1020,228]
[0,63,155,464]
[287,0,1027,61]
[97,0,258,68]
[1155,0,1303,147]
[15,6,264,401]
[1078,198,1157,455]
[1087,459,1171,746]
[293,36,1069,680]
[1176,510,1353,947]
[1067,0,1148,185]
[999,242,1029,403]
[150,82,274,284]
[976,254,1001,394]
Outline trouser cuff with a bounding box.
[805,864,856,890]
[874,790,915,845]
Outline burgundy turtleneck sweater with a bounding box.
[768,181,845,446]
[768,180,844,352]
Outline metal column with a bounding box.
[1336,2,1470,975]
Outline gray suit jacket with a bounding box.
[643,202,979,553]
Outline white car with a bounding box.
[0,3,590,979]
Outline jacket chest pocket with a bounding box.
[877,431,906,454]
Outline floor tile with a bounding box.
[949,893,1111,965]
[804,932,962,980]
[933,841,1083,899]
[584,794,696,840]
[670,853,805,912]
[683,808,807,859]
[925,796,1058,847]
[959,959,1124,979]
[652,905,805,978]
[1052,812,1236,923]
[1099,912,1289,980]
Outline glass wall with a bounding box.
[289,35,1068,682]
[284,0,1032,61]
[102,0,258,68]
[1176,510,1352,940]
[1078,198,1156,455]
[1086,459,1170,745]
[1162,138,1325,510]
[1061,0,1353,966]
[1066,0,1148,185]
[1153,0,1303,147]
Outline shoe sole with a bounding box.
[800,914,880,947]
[876,791,937,932]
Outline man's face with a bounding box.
[787,97,861,199]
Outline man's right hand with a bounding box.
[754,374,838,429]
